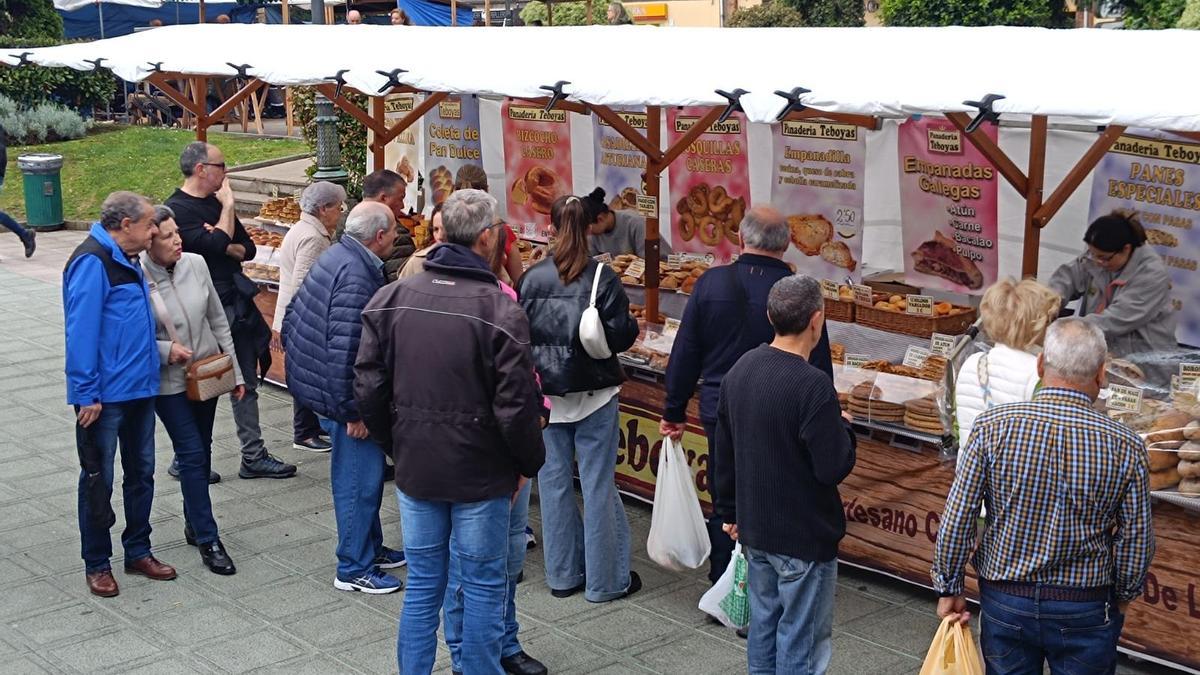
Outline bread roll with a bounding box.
[1150,467,1181,491]
[1185,420,1200,441]
[1148,449,1181,472]
[1180,440,1200,462]
[1179,460,1200,479]
[1179,477,1200,495]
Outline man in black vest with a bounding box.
[166,142,296,480]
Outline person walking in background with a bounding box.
[715,275,856,675]
[142,205,243,575]
[65,191,171,597]
[0,122,36,259]
[274,181,345,454]
[284,202,407,594]
[517,195,642,603]
[166,141,296,480]
[932,318,1155,675]
[661,206,834,588]
[355,189,545,674]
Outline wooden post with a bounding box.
[586,0,593,24]
[1033,125,1126,228]
[645,105,662,323]
[281,0,290,23]
[192,76,209,141]
[371,96,386,171]
[485,0,492,25]
[1022,116,1047,278]
[945,112,1028,195]
[199,0,206,23]
[451,0,458,25]
[547,0,554,25]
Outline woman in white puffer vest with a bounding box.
[955,278,1062,445]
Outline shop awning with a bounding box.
[4,23,1200,131]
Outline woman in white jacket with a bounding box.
[955,278,1061,445]
[144,206,245,575]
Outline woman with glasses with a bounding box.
[1048,210,1176,358]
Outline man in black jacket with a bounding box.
[355,189,546,675]
[166,142,296,480]
[0,122,37,258]
[660,206,834,585]
[715,275,856,674]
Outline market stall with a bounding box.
[6,23,1200,672]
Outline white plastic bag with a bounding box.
[646,437,711,571]
[699,543,749,629]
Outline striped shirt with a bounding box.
[931,388,1154,601]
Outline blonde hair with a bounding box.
[980,278,1061,351]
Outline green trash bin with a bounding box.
[18,153,65,231]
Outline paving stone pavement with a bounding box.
[0,231,1175,674]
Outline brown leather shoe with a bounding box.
[86,570,119,597]
[124,555,177,581]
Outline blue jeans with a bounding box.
[155,393,220,544]
[0,180,33,243]
[76,398,157,573]
[396,488,509,675]
[320,417,386,579]
[744,548,837,675]
[979,584,1124,675]
[444,479,531,670]
[540,397,632,602]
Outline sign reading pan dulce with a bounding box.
[674,116,741,134]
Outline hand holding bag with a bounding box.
[148,281,237,402]
[647,437,711,571]
[919,616,984,675]
[578,262,612,359]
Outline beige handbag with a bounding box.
[148,280,237,402]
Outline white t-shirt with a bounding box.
[547,386,621,424]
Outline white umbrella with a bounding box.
[53,0,164,38]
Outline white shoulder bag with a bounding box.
[578,262,612,360]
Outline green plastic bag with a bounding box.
[718,549,750,628]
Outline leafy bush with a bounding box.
[729,2,807,26]
[1120,0,1186,27]
[0,95,90,144]
[879,0,1071,27]
[728,0,863,26]
[519,1,605,25]
[0,0,64,40]
[0,37,118,112]
[290,88,366,200]
[1180,0,1200,27]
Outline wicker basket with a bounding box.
[855,305,977,338]
[825,299,855,323]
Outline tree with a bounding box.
[0,0,64,39]
[728,0,863,26]
[519,1,605,26]
[1180,0,1200,27]
[728,2,807,26]
[879,0,1071,27]
[1118,0,1186,27]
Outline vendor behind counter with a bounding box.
[582,188,672,259]
[1048,210,1177,358]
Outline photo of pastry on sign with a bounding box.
[787,214,857,272]
[910,230,984,290]
[676,183,746,248]
[501,101,573,241]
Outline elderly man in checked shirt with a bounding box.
[931,318,1155,675]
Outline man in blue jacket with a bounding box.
[64,191,176,597]
[660,206,834,589]
[283,201,407,594]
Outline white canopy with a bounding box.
[5,23,1200,131]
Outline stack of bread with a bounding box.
[247,226,283,249]
[849,382,904,423]
[1181,421,1200,495]
[904,397,945,435]
[258,197,301,224]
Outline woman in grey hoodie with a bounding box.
[143,205,244,575]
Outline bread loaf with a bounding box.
[1148,449,1181,472]
[1150,467,1181,491]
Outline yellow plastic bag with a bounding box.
[919,616,984,675]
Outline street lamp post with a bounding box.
[310,0,349,183]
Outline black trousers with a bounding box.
[703,421,735,585]
[293,401,323,443]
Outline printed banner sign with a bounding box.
[423,96,483,208]
[667,108,750,264]
[594,108,648,213]
[501,102,573,242]
[897,117,1000,295]
[369,93,422,209]
[771,120,866,282]
[1086,130,1200,345]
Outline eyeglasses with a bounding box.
[202,162,227,171]
[1088,250,1118,264]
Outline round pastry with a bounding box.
[723,212,741,246]
[820,241,857,272]
[429,165,454,205]
[1180,440,1200,462]
[707,186,733,215]
[1180,477,1200,495]
[680,213,697,242]
[525,166,560,215]
[788,214,833,256]
[1185,420,1200,441]
[396,155,417,184]
[698,216,722,246]
[727,197,746,239]
[687,185,709,218]
[1179,459,1200,479]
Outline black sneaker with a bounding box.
[293,437,331,452]
[200,540,236,575]
[22,231,35,258]
[168,460,221,484]
[238,454,297,479]
[500,651,547,675]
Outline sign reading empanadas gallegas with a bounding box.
[898,117,999,294]
[423,95,482,208]
[369,92,423,210]
[668,107,750,264]
[501,101,573,242]
[1086,130,1200,346]
[594,108,646,213]
[771,120,866,282]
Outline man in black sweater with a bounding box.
[166,142,296,480]
[660,206,833,585]
[715,274,856,675]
